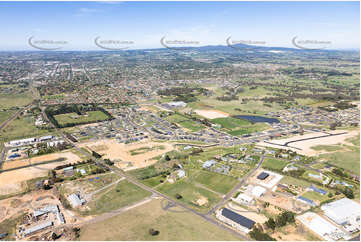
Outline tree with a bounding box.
[51,232,58,241]
[249,227,275,241]
[148,228,159,236]
[164,155,171,161]
[343,187,354,199]
[265,218,276,230]
[330,123,337,130]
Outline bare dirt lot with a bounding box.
[79,139,174,170]
[258,130,360,156]
[0,153,80,196]
[2,151,81,170]
[227,202,268,224]
[194,109,230,119]
[0,189,61,222]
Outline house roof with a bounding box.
[221,208,255,229]
[309,185,328,195]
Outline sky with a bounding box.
[0,1,359,51]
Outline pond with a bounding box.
[233,115,280,124]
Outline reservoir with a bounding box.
[233,115,280,124]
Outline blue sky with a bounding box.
[0,1,359,50]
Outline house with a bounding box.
[283,164,298,173]
[233,193,254,206]
[167,101,186,108]
[203,160,216,169]
[8,153,21,159]
[252,186,266,197]
[216,208,255,233]
[297,196,316,207]
[63,166,74,177]
[176,169,186,178]
[308,185,328,196]
[39,135,54,142]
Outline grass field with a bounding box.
[128,165,159,180]
[280,175,312,188]
[192,170,238,194]
[54,111,109,127]
[156,180,221,212]
[0,92,33,109]
[140,175,165,187]
[130,145,165,156]
[0,213,25,240]
[165,113,204,132]
[0,110,15,124]
[0,115,53,142]
[210,116,267,136]
[86,180,152,214]
[319,148,360,175]
[262,158,289,171]
[211,117,250,129]
[311,145,343,152]
[316,134,360,175]
[79,199,240,241]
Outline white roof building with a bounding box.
[68,193,85,208]
[233,193,254,205]
[297,212,349,241]
[167,101,186,107]
[252,186,266,197]
[321,198,360,226]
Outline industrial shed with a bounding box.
[216,208,255,233]
[297,212,348,241]
[257,172,269,180]
[321,198,360,226]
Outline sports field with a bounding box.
[211,117,266,136]
[79,199,240,241]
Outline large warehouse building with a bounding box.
[321,198,360,232]
[297,212,349,241]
